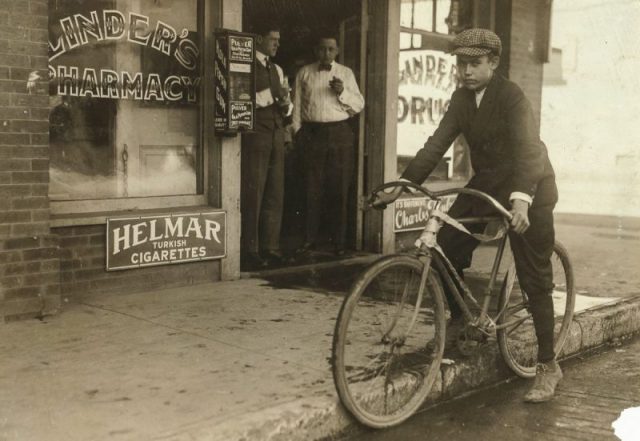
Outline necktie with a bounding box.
[266,60,282,106]
[318,63,331,71]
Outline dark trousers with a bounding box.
[298,121,355,248]
[439,197,557,363]
[241,126,285,254]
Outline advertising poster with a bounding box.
[214,30,255,134]
[394,196,456,232]
[106,211,227,271]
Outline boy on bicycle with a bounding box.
[374,28,561,403]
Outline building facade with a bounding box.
[0,0,551,321]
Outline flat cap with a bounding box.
[451,28,502,57]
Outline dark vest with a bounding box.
[254,60,286,130]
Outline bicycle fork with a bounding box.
[382,252,433,348]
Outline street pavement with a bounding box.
[0,216,638,441]
[346,335,640,441]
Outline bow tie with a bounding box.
[318,63,332,71]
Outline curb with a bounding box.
[202,295,640,441]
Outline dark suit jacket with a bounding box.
[402,74,557,213]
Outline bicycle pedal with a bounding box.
[456,332,489,357]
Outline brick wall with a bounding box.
[55,225,220,301]
[509,0,544,125]
[0,0,60,321]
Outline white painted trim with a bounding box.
[51,195,207,218]
[219,0,243,281]
[382,0,401,255]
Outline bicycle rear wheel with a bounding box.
[332,254,446,428]
[497,241,575,378]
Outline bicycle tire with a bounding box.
[332,254,447,428]
[497,241,575,378]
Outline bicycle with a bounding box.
[331,181,575,428]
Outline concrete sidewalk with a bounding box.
[1,219,640,441]
[2,276,639,441]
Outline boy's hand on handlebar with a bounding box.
[371,187,403,209]
[510,199,530,234]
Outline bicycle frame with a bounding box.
[423,219,524,335]
[373,180,527,335]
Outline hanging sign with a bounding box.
[394,196,456,232]
[214,29,255,135]
[106,211,227,271]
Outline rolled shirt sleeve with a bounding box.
[509,191,533,205]
[292,69,303,133]
[337,68,365,115]
[256,88,275,108]
[256,62,291,115]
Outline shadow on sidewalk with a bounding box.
[257,254,374,295]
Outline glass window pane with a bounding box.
[397,48,467,180]
[414,0,435,32]
[435,0,453,34]
[401,0,414,28]
[400,32,413,50]
[401,0,434,32]
[48,0,203,201]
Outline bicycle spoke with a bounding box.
[506,315,530,336]
[497,242,575,378]
[333,256,446,425]
[346,350,388,382]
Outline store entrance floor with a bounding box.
[240,252,379,287]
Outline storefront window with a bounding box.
[397,0,472,182]
[48,0,203,202]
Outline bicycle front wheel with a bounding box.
[497,241,575,378]
[332,254,446,428]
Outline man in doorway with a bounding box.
[241,22,292,270]
[293,35,365,256]
[373,29,562,403]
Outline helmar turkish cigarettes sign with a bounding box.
[106,211,226,271]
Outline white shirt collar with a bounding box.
[475,88,486,108]
[256,50,269,67]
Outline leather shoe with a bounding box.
[296,242,315,255]
[263,250,288,266]
[524,360,563,403]
[242,252,268,270]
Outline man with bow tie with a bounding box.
[240,22,292,270]
[292,35,365,256]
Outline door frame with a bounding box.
[362,0,401,254]
[338,1,369,251]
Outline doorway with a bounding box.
[242,0,367,267]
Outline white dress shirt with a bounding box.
[475,86,532,206]
[255,51,293,116]
[292,61,365,133]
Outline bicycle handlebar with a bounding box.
[370,181,514,221]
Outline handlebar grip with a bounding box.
[370,199,387,210]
